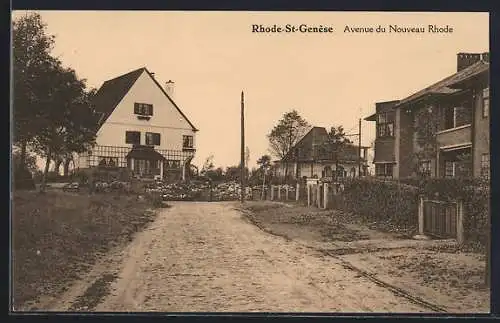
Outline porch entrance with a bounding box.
[126,145,166,179]
[133,159,161,177]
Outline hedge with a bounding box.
[339,178,420,234]
[336,177,490,248]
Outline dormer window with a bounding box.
[134,103,153,120]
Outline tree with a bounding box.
[267,110,310,178]
[411,105,440,177]
[257,154,272,170]
[199,156,224,181]
[225,165,249,182]
[319,126,352,178]
[12,12,56,171]
[12,147,37,173]
[31,62,98,191]
[200,155,215,177]
[256,154,272,198]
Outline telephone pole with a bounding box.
[240,91,246,203]
[358,118,362,177]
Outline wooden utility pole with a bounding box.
[240,91,246,203]
[358,118,362,177]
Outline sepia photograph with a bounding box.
[11,10,490,314]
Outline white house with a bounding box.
[272,127,369,181]
[74,67,198,181]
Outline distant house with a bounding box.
[365,52,489,179]
[273,126,369,180]
[74,67,198,181]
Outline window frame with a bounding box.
[183,135,194,149]
[444,161,455,178]
[481,153,490,178]
[375,163,394,177]
[134,103,154,116]
[418,160,432,177]
[98,156,119,168]
[482,87,489,118]
[145,132,161,146]
[376,112,394,138]
[125,131,141,145]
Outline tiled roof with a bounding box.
[93,67,198,132]
[93,68,145,128]
[396,60,489,107]
[281,126,368,162]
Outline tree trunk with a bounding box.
[63,158,71,177]
[284,162,288,183]
[40,148,51,193]
[261,170,266,200]
[54,158,62,176]
[19,140,27,170]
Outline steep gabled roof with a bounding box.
[93,68,144,127]
[281,126,368,162]
[93,67,198,132]
[281,126,327,161]
[396,60,489,108]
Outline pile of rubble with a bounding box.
[211,181,252,201]
[143,180,253,201]
[144,181,208,201]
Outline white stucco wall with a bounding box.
[96,70,196,151]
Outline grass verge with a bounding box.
[12,190,159,310]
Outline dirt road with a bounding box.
[75,202,430,312]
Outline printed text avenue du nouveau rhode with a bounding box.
[343,24,453,33]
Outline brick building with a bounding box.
[365,52,490,179]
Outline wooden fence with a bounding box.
[418,195,464,244]
[253,181,343,209]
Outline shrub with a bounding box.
[13,166,36,190]
[337,177,490,248]
[339,178,419,233]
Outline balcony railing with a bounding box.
[436,124,472,150]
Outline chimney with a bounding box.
[165,80,174,98]
[457,53,481,72]
[481,52,489,62]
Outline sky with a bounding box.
[12,11,489,170]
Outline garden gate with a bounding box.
[420,197,463,241]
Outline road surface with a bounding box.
[94,202,427,312]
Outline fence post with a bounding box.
[307,184,311,206]
[277,185,281,200]
[457,199,464,245]
[323,182,328,209]
[316,184,321,208]
[296,183,300,201]
[285,185,289,201]
[418,195,424,235]
[270,185,274,200]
